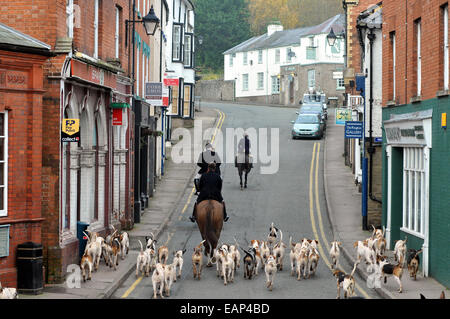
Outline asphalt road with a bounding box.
[112,102,381,300]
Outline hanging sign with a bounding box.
[61,119,80,143]
[112,108,123,125]
[145,82,163,106]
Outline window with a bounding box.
[142,52,146,98]
[184,34,193,67]
[66,0,74,38]
[115,7,120,59]
[391,32,396,100]
[271,76,280,93]
[257,72,264,90]
[307,47,316,60]
[275,49,280,64]
[136,48,140,96]
[94,0,99,58]
[337,78,345,90]
[229,55,233,67]
[258,50,263,64]
[0,112,7,217]
[183,84,192,117]
[415,19,422,97]
[0,225,10,257]
[172,24,183,62]
[242,74,249,91]
[171,84,180,115]
[308,69,315,89]
[444,5,449,90]
[402,147,426,237]
[243,52,248,65]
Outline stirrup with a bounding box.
[224,216,229,222]
[189,216,196,223]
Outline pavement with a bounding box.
[18,104,447,299]
[18,107,220,299]
[323,107,447,299]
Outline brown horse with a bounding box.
[195,199,224,267]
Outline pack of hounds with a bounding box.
[0,223,442,299]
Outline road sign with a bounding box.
[345,121,364,139]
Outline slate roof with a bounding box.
[357,2,383,29]
[223,14,345,55]
[0,22,51,51]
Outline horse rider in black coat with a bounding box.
[190,162,229,223]
[195,142,221,195]
[235,132,253,168]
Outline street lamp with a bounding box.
[125,5,160,46]
[327,28,337,47]
[142,5,160,36]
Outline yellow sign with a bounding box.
[442,113,447,129]
[62,119,80,136]
[62,119,80,143]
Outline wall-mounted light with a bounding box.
[327,28,337,47]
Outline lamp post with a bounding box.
[126,2,160,223]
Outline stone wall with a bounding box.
[196,80,235,101]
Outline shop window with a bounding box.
[402,147,426,236]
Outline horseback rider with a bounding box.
[194,142,222,195]
[236,132,253,168]
[190,162,229,223]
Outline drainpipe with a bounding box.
[367,28,382,207]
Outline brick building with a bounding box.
[381,0,450,287]
[0,23,53,287]
[0,0,169,284]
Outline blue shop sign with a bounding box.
[345,121,364,139]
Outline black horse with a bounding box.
[235,153,252,190]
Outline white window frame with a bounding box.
[243,52,248,65]
[115,7,120,59]
[257,72,264,90]
[136,48,140,97]
[142,0,146,17]
[337,78,345,90]
[444,5,449,91]
[275,49,280,64]
[0,112,8,217]
[184,34,192,67]
[271,76,280,94]
[94,0,99,59]
[242,74,249,91]
[401,147,426,238]
[172,24,182,62]
[416,19,422,97]
[392,32,396,100]
[258,50,263,64]
[142,51,146,98]
[66,0,74,38]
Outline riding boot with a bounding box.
[189,203,197,223]
[223,201,229,222]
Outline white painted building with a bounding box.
[164,0,196,119]
[223,15,345,103]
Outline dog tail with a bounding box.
[278,230,283,245]
[138,240,144,252]
[234,237,240,249]
[350,261,358,277]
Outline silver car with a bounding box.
[291,114,325,139]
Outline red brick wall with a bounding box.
[382,0,450,106]
[0,50,48,288]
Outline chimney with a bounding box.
[267,22,283,36]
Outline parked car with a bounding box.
[297,104,327,128]
[301,93,328,119]
[291,114,325,139]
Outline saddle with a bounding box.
[235,153,253,168]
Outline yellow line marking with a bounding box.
[121,276,143,299]
[121,108,226,299]
[309,143,371,299]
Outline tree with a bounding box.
[193,0,252,72]
[248,0,343,34]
